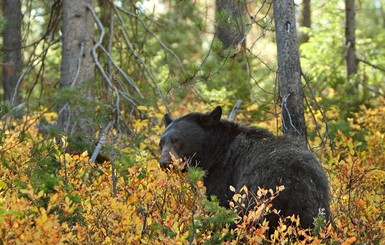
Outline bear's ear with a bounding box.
[205,106,222,125]
[164,114,173,127]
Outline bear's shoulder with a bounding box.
[217,120,274,141]
[238,124,274,140]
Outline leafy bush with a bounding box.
[0,100,384,243]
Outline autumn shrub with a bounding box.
[0,100,384,244]
[0,114,234,244]
[0,117,74,243]
[321,100,385,244]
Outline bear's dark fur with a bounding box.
[159,106,330,230]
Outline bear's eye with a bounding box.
[171,138,181,145]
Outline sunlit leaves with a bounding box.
[0,101,385,243]
[319,98,385,244]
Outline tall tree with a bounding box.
[273,0,307,143]
[345,0,358,76]
[97,0,113,87]
[57,0,95,140]
[299,0,311,44]
[215,0,246,50]
[378,2,385,28]
[2,0,22,105]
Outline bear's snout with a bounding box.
[159,149,173,168]
[159,155,172,168]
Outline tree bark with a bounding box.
[299,0,311,44]
[215,0,246,50]
[273,0,307,143]
[97,0,113,88]
[345,0,358,76]
[2,0,22,105]
[378,2,385,28]
[57,0,95,135]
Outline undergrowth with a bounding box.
[0,99,384,244]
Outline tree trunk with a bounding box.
[57,0,95,136]
[345,0,358,76]
[215,0,246,50]
[299,0,311,44]
[97,0,113,88]
[2,0,22,105]
[378,2,385,28]
[273,0,307,143]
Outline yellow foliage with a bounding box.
[0,102,384,244]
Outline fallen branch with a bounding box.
[229,100,243,122]
[83,120,114,183]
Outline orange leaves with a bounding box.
[319,100,385,244]
[127,195,138,204]
[353,199,365,207]
[1,102,385,244]
[0,198,74,244]
[227,185,326,244]
[341,236,357,245]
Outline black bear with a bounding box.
[159,106,330,231]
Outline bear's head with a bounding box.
[159,106,222,169]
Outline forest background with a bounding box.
[0,0,384,244]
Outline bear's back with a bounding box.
[228,134,330,228]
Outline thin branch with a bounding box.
[111,155,117,198]
[114,7,168,109]
[98,45,143,98]
[19,0,61,49]
[87,3,142,138]
[114,5,185,73]
[357,57,385,73]
[25,37,61,103]
[106,1,115,78]
[11,64,33,106]
[301,69,333,152]
[108,131,119,198]
[87,3,144,100]
[87,5,117,87]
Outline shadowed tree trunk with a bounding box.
[345,0,358,76]
[379,2,385,28]
[215,0,246,50]
[97,0,114,88]
[273,0,307,144]
[57,0,95,140]
[2,0,22,105]
[299,0,311,44]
